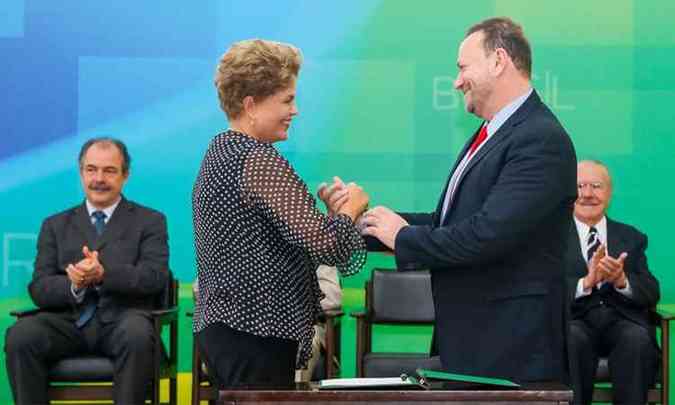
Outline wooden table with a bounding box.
[219,382,573,404]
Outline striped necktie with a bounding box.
[586,226,601,262]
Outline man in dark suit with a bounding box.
[4,138,169,404]
[360,17,577,383]
[567,160,659,405]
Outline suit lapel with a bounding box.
[568,224,587,278]
[461,124,512,176]
[458,91,542,187]
[72,203,98,249]
[448,126,480,179]
[606,218,625,258]
[434,125,482,225]
[94,198,132,251]
[438,90,544,224]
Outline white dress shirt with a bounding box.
[85,198,120,223]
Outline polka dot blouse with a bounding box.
[192,129,366,366]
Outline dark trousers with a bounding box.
[4,310,155,405]
[568,305,658,405]
[196,322,298,388]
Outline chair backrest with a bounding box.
[369,269,434,323]
[154,271,178,309]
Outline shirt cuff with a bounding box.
[575,278,592,299]
[71,283,87,303]
[614,278,633,297]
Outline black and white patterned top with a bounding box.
[192,129,366,366]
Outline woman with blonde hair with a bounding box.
[192,39,369,387]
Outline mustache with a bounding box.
[88,182,111,192]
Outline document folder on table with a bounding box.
[416,368,520,389]
[319,368,520,390]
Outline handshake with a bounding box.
[317,177,410,250]
[317,176,369,221]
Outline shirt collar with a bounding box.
[574,215,607,244]
[86,197,121,222]
[486,87,533,137]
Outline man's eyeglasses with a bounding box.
[577,182,604,191]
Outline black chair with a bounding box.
[9,275,179,405]
[350,268,441,377]
[591,308,673,404]
[188,308,343,405]
[311,309,343,381]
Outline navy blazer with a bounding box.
[566,218,660,334]
[395,90,577,382]
[28,197,170,323]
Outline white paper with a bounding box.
[319,377,414,389]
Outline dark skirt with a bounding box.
[196,322,298,388]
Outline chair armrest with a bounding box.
[656,307,675,322]
[350,309,367,319]
[150,307,178,326]
[323,309,344,319]
[9,307,41,318]
[317,308,344,323]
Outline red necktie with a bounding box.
[468,124,488,156]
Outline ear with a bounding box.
[492,48,509,76]
[242,96,256,119]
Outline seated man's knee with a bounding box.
[114,314,154,353]
[616,324,654,353]
[568,321,592,348]
[5,317,48,355]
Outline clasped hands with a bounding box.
[317,177,408,250]
[584,244,628,290]
[66,246,105,290]
[317,176,369,221]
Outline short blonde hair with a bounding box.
[215,39,302,119]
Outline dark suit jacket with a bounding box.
[395,90,577,382]
[566,218,660,334]
[28,197,169,324]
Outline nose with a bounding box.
[290,101,299,116]
[453,74,463,90]
[93,169,104,182]
[578,184,594,198]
